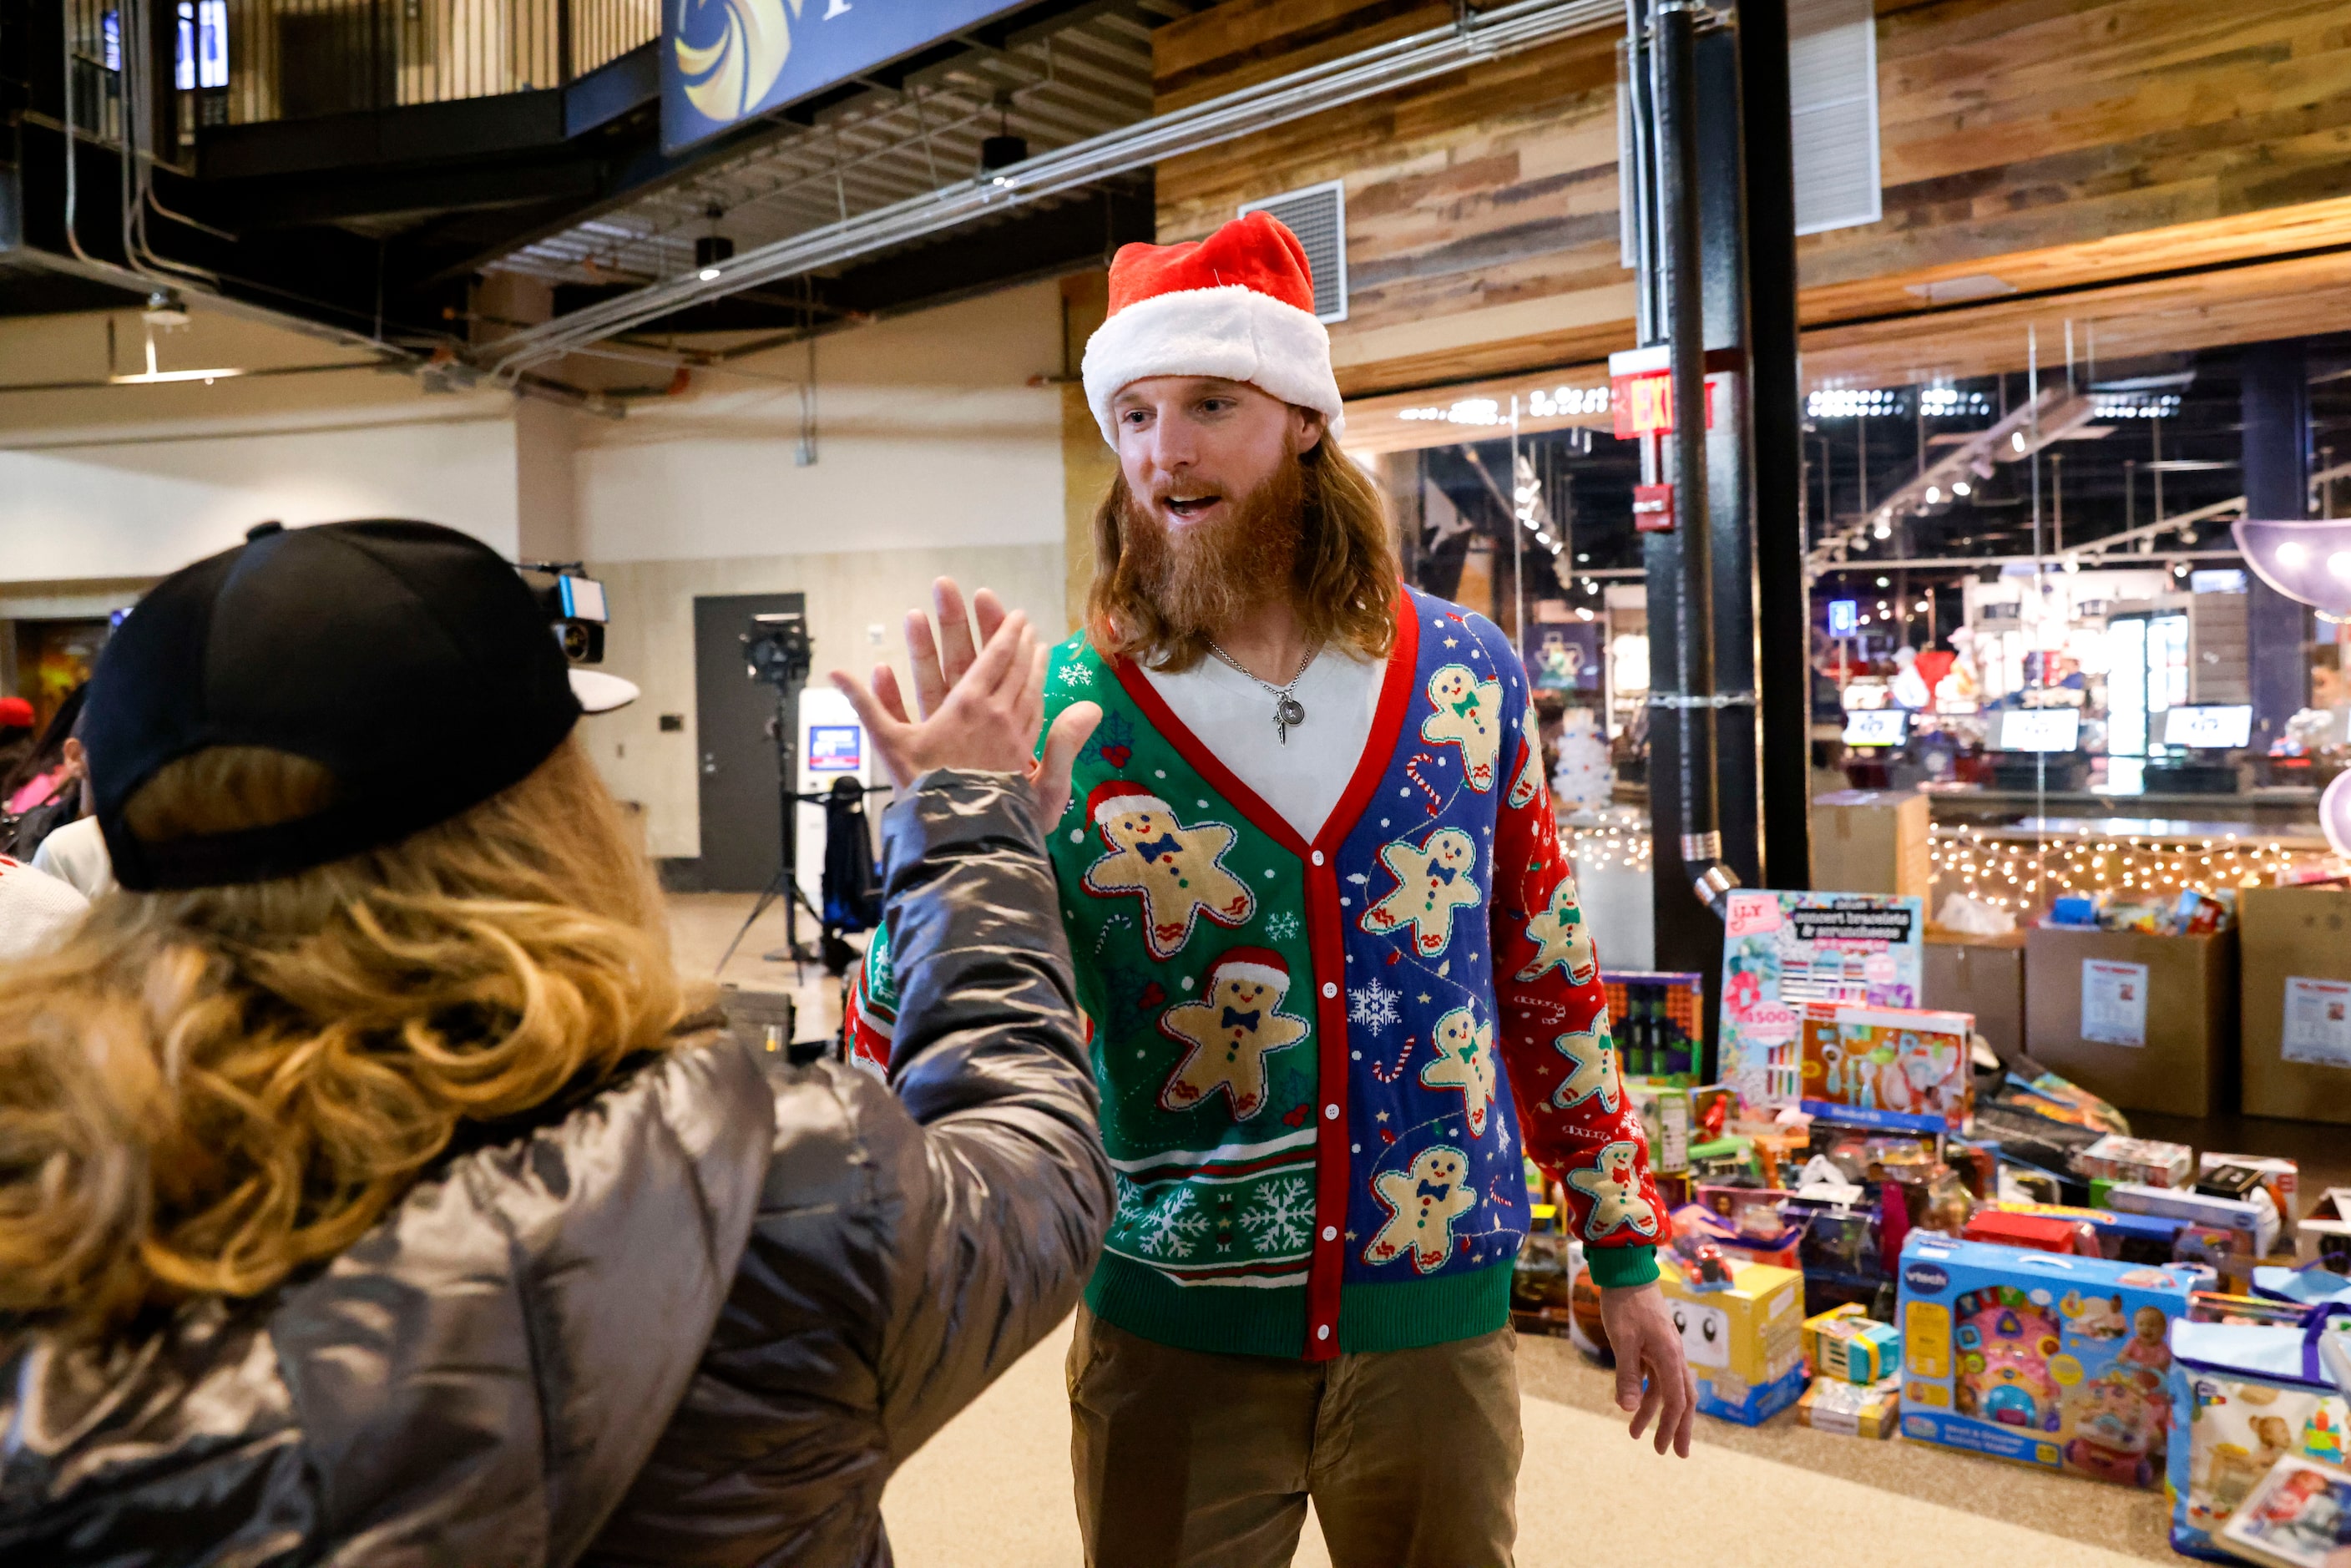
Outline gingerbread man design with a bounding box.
[1514,874,1598,986]
[1156,947,1311,1120]
[1421,664,1504,792]
[1364,1146,1479,1273]
[1567,1140,1659,1241]
[1506,703,1545,811]
[1550,1020,1621,1115]
[1420,1005,1499,1136]
[1359,827,1480,957]
[1080,781,1256,960]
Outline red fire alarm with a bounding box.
[1633,483,1676,532]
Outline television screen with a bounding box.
[2161,705,2252,750]
[1843,709,1907,747]
[1999,709,2081,753]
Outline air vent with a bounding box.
[1238,180,1348,324]
[1789,0,1881,236]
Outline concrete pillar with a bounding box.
[1059,271,1112,635]
[2241,340,2312,749]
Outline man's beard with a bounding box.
[1112,457,1305,647]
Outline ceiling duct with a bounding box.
[481,0,1622,375]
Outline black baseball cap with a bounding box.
[87,519,610,891]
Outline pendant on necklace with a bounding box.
[1275,694,1306,744]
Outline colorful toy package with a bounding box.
[1661,1252,1807,1425]
[2220,1454,2351,1568]
[2169,1312,2351,1560]
[1605,970,1705,1085]
[1796,1001,1973,1135]
[1798,1373,1903,1439]
[1898,1236,2196,1487]
[1717,890,1924,1109]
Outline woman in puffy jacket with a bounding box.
[0,519,1110,1567]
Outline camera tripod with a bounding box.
[715,677,832,979]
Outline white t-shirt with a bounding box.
[33,814,117,899]
[0,855,88,959]
[1139,648,1383,841]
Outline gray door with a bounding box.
[694,592,804,892]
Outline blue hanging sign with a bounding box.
[664,0,1022,155]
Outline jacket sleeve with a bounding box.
[865,769,1110,1461]
[1488,711,1664,1288]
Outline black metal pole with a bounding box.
[1656,0,1735,915]
[1737,0,1811,891]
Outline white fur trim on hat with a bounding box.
[1212,955,1289,993]
[1082,285,1345,445]
[1092,788,1173,826]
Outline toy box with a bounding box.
[1797,1373,1903,1439]
[1673,1201,1802,1273]
[1632,1086,1691,1176]
[1806,1304,1901,1382]
[1964,1209,2102,1257]
[2108,1182,2279,1260]
[1718,889,1925,1108]
[2300,1190,2351,1272]
[1982,1199,2182,1265]
[1898,1236,2196,1487]
[1661,1252,1807,1425]
[2220,1454,2351,1568]
[2075,1134,2192,1189]
[1795,1001,1972,1135]
[1605,970,1704,1085]
[2201,1154,2299,1242]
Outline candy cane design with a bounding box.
[1403,751,1444,817]
[1368,1032,1418,1084]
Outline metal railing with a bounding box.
[69,0,659,133]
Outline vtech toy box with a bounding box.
[1897,1235,2196,1487]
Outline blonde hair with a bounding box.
[1087,434,1400,670]
[0,735,693,1334]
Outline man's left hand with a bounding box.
[1597,1282,1696,1458]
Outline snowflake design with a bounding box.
[1348,977,1403,1036]
[1239,1176,1315,1253]
[1265,908,1301,943]
[1130,1184,1210,1260]
[1057,661,1095,688]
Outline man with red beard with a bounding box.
[834,212,1691,1566]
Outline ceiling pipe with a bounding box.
[480,0,1623,374]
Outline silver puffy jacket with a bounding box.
[0,771,1110,1566]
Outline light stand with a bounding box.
[716,612,829,979]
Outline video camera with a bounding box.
[743,610,812,689]
[518,562,609,664]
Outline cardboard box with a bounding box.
[1897,1236,2197,1488]
[1925,927,2027,1061]
[2106,1181,2278,1258]
[1661,1255,1807,1425]
[2075,1134,2193,1190]
[1812,790,1932,900]
[2237,886,2351,1125]
[1797,1374,1903,1439]
[2024,926,2237,1118]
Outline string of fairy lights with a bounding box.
[1556,812,2339,919]
[1928,825,2338,918]
[1562,809,1655,874]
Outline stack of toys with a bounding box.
[1606,970,1705,1086]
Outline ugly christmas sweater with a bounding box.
[848,586,1661,1360]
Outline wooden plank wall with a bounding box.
[1152,0,2351,400]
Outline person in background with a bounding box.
[839,213,1691,1568]
[0,696,37,783]
[1,683,85,817]
[0,518,1110,1568]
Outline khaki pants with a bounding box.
[1067,1308,1520,1568]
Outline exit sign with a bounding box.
[1608,346,1723,438]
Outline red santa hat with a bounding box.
[1080,211,1345,445]
[1087,778,1172,827]
[1209,945,1290,995]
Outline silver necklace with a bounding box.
[1206,639,1320,744]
